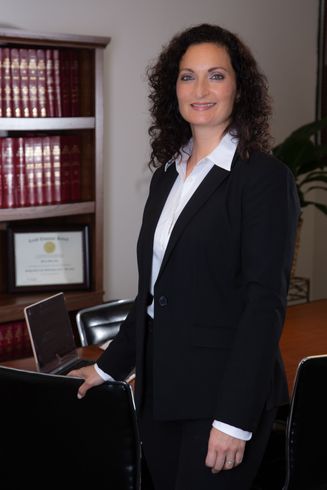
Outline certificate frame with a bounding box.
[7,224,91,293]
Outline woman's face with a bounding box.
[176,42,237,135]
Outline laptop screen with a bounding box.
[24,292,78,373]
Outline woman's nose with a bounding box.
[194,78,209,98]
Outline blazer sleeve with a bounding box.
[96,297,138,381]
[214,155,300,431]
[95,166,163,380]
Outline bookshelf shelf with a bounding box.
[0,201,95,222]
[0,117,95,131]
[0,28,110,343]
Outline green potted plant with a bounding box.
[272,118,327,277]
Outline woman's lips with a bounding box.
[190,103,216,110]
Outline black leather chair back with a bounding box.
[76,299,133,346]
[284,354,327,490]
[252,355,327,490]
[0,366,141,489]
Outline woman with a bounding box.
[70,24,299,489]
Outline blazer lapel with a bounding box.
[145,164,178,237]
[156,165,230,282]
[141,164,178,282]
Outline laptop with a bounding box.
[24,292,94,375]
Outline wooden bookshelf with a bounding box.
[0,28,110,333]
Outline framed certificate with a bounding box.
[7,225,90,293]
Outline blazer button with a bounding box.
[159,296,168,307]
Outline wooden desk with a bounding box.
[280,298,327,393]
[1,345,102,371]
[2,299,327,395]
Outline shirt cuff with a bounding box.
[212,420,252,441]
[94,363,115,381]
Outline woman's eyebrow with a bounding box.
[179,66,228,72]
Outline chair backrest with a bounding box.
[284,354,327,490]
[76,299,133,347]
[0,365,141,489]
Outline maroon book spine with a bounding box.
[51,135,61,202]
[0,48,2,117]
[69,134,81,201]
[28,49,38,117]
[24,136,36,206]
[19,49,30,117]
[14,137,27,207]
[0,322,13,361]
[1,138,16,208]
[0,138,3,208]
[33,136,44,205]
[60,135,72,202]
[53,49,62,117]
[36,49,47,117]
[60,50,71,116]
[42,136,53,204]
[45,49,55,117]
[70,50,80,116]
[0,321,32,362]
[2,48,12,117]
[10,48,22,117]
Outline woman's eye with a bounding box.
[210,73,224,80]
[180,74,194,81]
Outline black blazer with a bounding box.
[98,150,300,432]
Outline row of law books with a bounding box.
[0,134,81,209]
[0,320,32,362]
[0,47,80,118]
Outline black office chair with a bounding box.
[0,365,141,489]
[253,354,327,490]
[76,298,134,347]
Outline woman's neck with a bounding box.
[186,127,225,177]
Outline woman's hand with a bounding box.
[68,365,104,399]
[205,427,246,473]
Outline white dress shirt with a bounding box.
[97,132,252,441]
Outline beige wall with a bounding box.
[1,0,322,300]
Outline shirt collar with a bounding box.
[165,132,238,172]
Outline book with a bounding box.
[69,50,80,116]
[33,136,44,205]
[45,49,55,117]
[42,135,53,204]
[51,135,61,202]
[1,138,15,208]
[0,48,2,118]
[10,48,21,117]
[0,138,3,207]
[28,49,38,117]
[2,48,12,117]
[36,49,47,117]
[14,137,27,207]
[24,136,36,206]
[60,135,72,202]
[19,49,30,117]
[52,49,62,116]
[60,49,71,116]
[70,134,81,201]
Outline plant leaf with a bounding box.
[273,137,317,175]
[299,174,327,186]
[304,200,327,215]
[305,185,327,193]
[289,117,327,139]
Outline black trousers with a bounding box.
[138,316,276,490]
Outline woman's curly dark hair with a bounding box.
[147,23,273,167]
